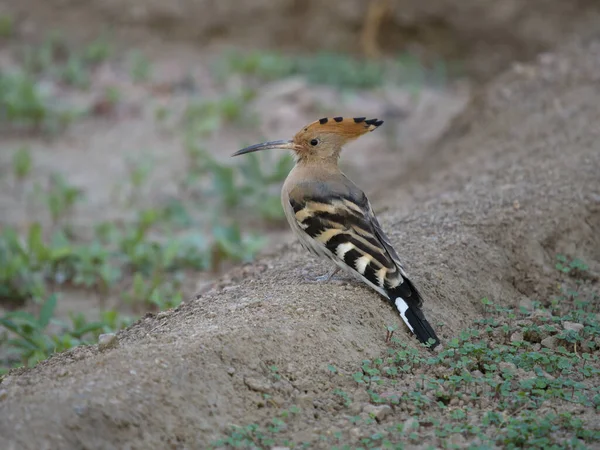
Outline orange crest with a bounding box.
[295,117,383,142]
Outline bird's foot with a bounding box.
[305,267,342,284]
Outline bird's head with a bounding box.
[232,117,383,163]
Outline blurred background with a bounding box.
[1,0,599,371]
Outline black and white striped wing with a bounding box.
[288,184,439,347]
[288,192,420,306]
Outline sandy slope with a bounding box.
[1,36,600,449]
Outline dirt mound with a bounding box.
[5,0,600,79]
[1,36,600,448]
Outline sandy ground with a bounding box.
[1,30,599,449]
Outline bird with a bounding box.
[232,117,440,348]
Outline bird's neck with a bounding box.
[294,151,340,166]
[289,159,343,184]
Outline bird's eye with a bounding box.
[310,139,319,146]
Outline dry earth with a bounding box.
[1,28,600,450]
[4,0,600,80]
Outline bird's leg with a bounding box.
[316,266,341,282]
[306,267,341,283]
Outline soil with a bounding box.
[1,20,600,449]
[4,0,600,80]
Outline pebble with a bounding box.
[227,367,236,375]
[363,404,392,422]
[244,377,272,394]
[403,417,419,433]
[499,361,517,372]
[510,331,524,342]
[349,402,362,414]
[295,393,314,407]
[98,333,118,351]
[563,321,584,334]
[531,309,552,323]
[0,389,7,401]
[349,427,362,439]
[353,388,370,403]
[541,336,558,349]
[156,311,169,319]
[518,297,535,311]
[450,433,467,447]
[154,358,169,369]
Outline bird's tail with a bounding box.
[387,278,440,348]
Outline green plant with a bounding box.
[43,173,84,226]
[215,50,442,90]
[12,145,32,182]
[0,14,14,38]
[21,31,70,74]
[130,50,152,82]
[60,55,90,89]
[0,294,135,371]
[555,254,589,275]
[0,294,108,369]
[0,71,76,132]
[83,35,112,65]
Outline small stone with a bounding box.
[349,402,363,414]
[510,331,524,343]
[563,322,584,334]
[519,297,534,311]
[541,371,555,380]
[244,377,272,394]
[450,433,467,447]
[403,417,419,433]
[270,447,291,450]
[499,362,517,372]
[296,307,305,314]
[472,370,484,378]
[154,358,168,369]
[363,404,392,422]
[98,333,118,351]
[531,309,552,323]
[295,393,314,407]
[0,389,7,401]
[349,427,362,439]
[156,311,169,319]
[227,367,236,375]
[541,336,558,349]
[353,388,370,403]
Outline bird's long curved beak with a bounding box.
[231,140,296,157]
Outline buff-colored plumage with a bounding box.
[232,117,440,348]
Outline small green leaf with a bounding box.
[38,294,57,329]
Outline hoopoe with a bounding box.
[232,117,440,348]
